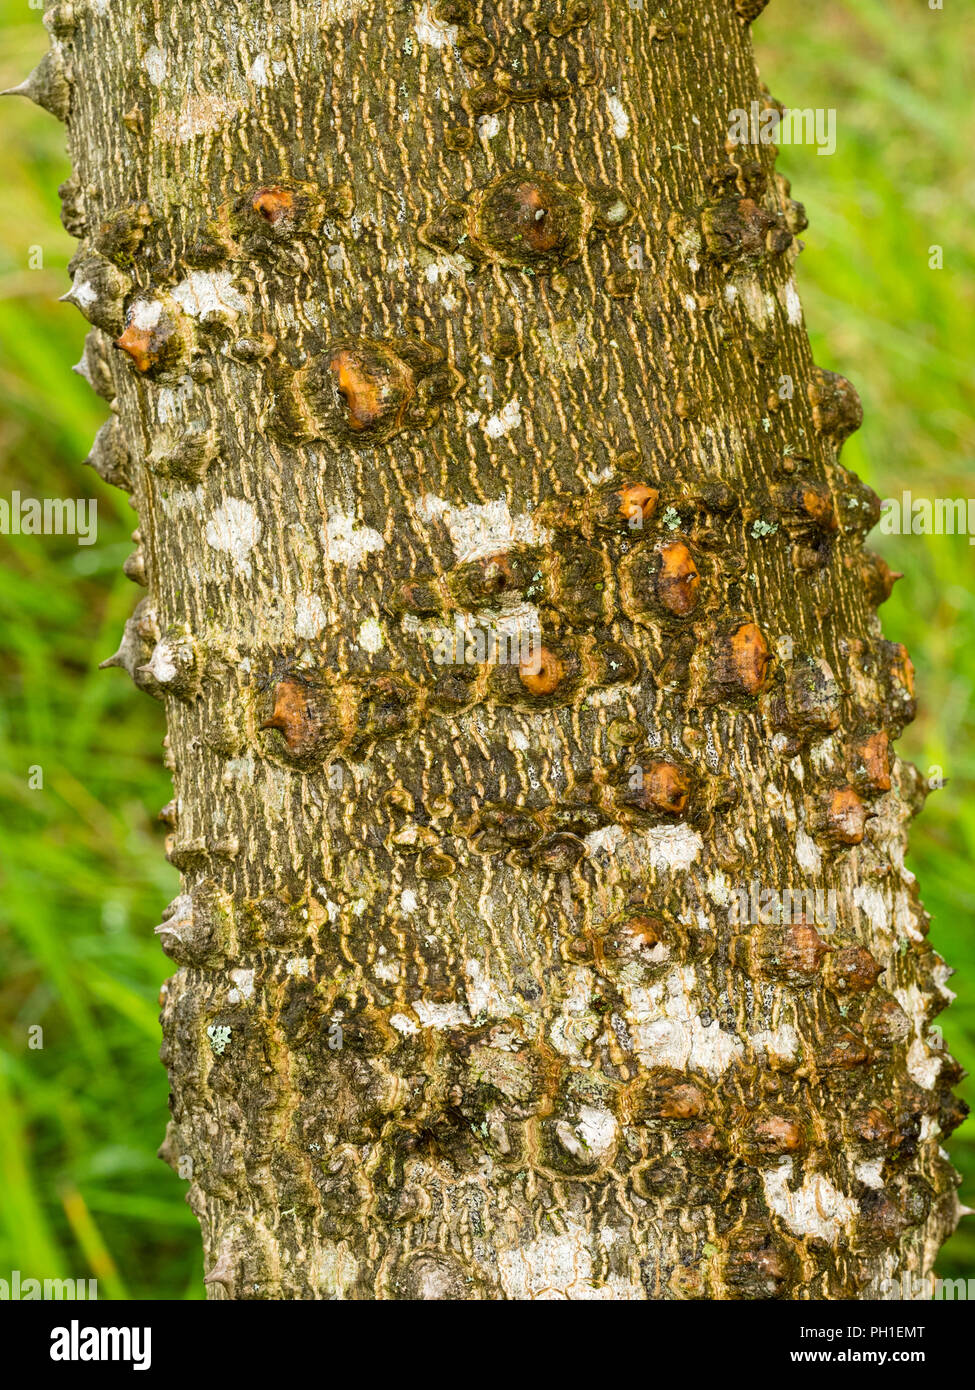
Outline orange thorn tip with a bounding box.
[115,325,155,372]
[618,483,658,525]
[519,647,564,695]
[252,187,294,224]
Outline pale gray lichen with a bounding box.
[207,1024,232,1055]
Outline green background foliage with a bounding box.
[0,0,971,1297]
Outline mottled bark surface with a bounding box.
[27,0,965,1297]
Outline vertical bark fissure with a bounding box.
[21,0,964,1297]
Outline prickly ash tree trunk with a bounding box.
[18,0,966,1298]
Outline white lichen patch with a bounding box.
[483,398,522,439]
[555,1106,618,1164]
[390,1012,419,1035]
[205,498,262,578]
[294,592,328,638]
[156,375,195,427]
[222,752,255,785]
[373,954,400,985]
[549,967,600,1059]
[412,1000,471,1030]
[357,617,384,653]
[762,1161,858,1242]
[227,968,255,1004]
[750,1022,799,1065]
[206,1024,231,1055]
[707,871,730,906]
[629,967,744,1076]
[399,889,418,914]
[920,1114,941,1142]
[464,959,509,1019]
[247,53,270,85]
[606,93,630,138]
[418,247,473,288]
[795,828,822,875]
[69,278,98,310]
[155,894,193,945]
[584,824,624,857]
[495,1218,643,1300]
[781,278,803,326]
[673,221,702,272]
[737,276,772,328]
[477,113,501,141]
[855,1157,885,1189]
[854,882,889,935]
[414,1,457,48]
[809,736,840,775]
[894,981,940,1093]
[143,45,166,85]
[893,886,925,942]
[416,494,550,564]
[286,956,310,978]
[905,1035,942,1089]
[933,958,956,1003]
[322,512,385,568]
[320,0,367,19]
[128,298,164,331]
[157,93,242,143]
[634,1011,744,1076]
[643,823,703,872]
[171,269,247,323]
[764,780,797,830]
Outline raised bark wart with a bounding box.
[734,0,772,22]
[618,483,659,527]
[860,551,903,606]
[620,760,692,819]
[524,1,593,36]
[814,785,868,846]
[655,540,701,616]
[733,921,832,985]
[711,622,772,696]
[772,478,838,534]
[1,48,71,120]
[826,947,884,996]
[115,297,189,374]
[61,252,131,335]
[260,678,339,760]
[809,366,864,442]
[423,170,628,272]
[735,1111,806,1160]
[329,343,416,434]
[848,729,892,794]
[279,337,460,443]
[251,186,295,225]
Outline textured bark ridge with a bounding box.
[24,0,967,1298]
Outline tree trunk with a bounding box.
[19,0,965,1298]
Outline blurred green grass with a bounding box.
[0,0,196,1298]
[759,0,975,1279]
[0,0,971,1296]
